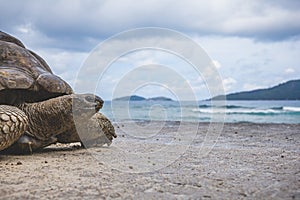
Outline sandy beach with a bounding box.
[0,122,299,199]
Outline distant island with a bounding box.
[113,80,300,101]
[113,95,174,101]
[211,79,300,100]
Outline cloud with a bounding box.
[285,67,295,74]
[223,77,237,92]
[1,0,300,50]
[22,33,300,99]
[1,0,299,99]
[107,64,198,101]
[197,35,300,93]
[243,83,264,91]
[71,31,224,100]
[212,60,221,69]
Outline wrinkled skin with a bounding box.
[1,94,116,154]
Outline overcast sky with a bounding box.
[1,0,299,100]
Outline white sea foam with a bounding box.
[103,100,300,123]
[283,106,300,112]
[192,106,300,115]
[192,108,282,115]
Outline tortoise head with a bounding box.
[72,94,104,114]
[71,94,104,136]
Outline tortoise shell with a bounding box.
[0,31,73,105]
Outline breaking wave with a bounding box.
[193,105,300,115]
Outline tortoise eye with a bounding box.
[85,95,94,102]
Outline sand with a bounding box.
[0,122,299,199]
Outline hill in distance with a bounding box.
[113,95,174,101]
[211,79,300,100]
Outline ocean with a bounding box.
[101,100,300,124]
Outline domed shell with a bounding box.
[0,31,73,105]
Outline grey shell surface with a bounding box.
[0,31,73,105]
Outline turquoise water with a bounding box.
[102,100,300,124]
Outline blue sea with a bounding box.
[102,100,300,124]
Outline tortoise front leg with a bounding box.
[56,112,117,147]
[0,105,28,151]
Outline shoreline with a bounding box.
[115,119,300,124]
[0,122,299,199]
[109,118,300,125]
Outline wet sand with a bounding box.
[0,122,299,199]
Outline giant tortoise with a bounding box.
[0,31,116,153]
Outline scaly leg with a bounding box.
[0,105,28,151]
[56,112,117,147]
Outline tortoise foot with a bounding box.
[0,105,28,151]
[56,112,117,147]
[84,112,117,147]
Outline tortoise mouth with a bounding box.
[83,94,103,112]
[71,94,104,115]
[88,95,103,110]
[95,100,102,112]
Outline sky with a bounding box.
[1,0,299,100]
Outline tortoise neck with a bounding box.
[18,95,74,141]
